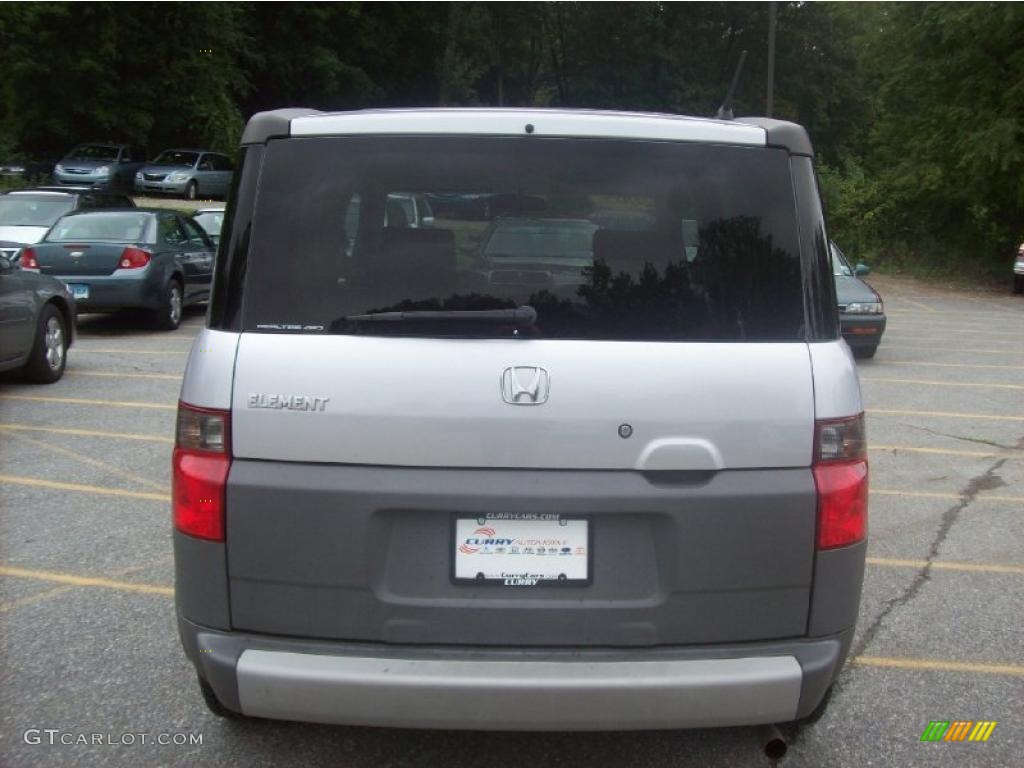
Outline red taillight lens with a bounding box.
[19,247,39,270]
[119,247,151,269]
[173,402,230,541]
[814,460,868,549]
[813,414,868,550]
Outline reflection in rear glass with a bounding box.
[244,136,805,341]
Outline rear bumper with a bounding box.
[839,312,886,347]
[53,269,162,311]
[179,616,854,729]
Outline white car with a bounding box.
[1013,244,1024,294]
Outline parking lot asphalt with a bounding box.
[1,275,1021,767]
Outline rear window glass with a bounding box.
[47,212,150,243]
[153,151,199,167]
[243,136,804,341]
[0,196,74,227]
[67,145,120,161]
[193,211,224,236]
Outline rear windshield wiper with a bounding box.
[341,305,537,327]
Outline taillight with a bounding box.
[119,247,151,269]
[19,247,39,270]
[813,414,868,550]
[173,402,230,541]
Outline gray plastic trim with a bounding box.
[735,117,814,156]
[178,329,239,410]
[173,531,230,630]
[241,108,322,145]
[808,540,867,637]
[236,650,801,729]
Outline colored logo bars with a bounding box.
[920,721,997,742]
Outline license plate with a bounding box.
[67,283,89,300]
[452,514,590,586]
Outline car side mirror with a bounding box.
[854,263,871,276]
[421,216,435,228]
[0,255,13,275]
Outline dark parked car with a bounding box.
[832,241,886,358]
[52,144,146,193]
[134,149,234,199]
[0,187,135,263]
[20,209,215,330]
[0,253,75,382]
[478,216,598,288]
[0,156,58,181]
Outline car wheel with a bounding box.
[1014,275,1024,294]
[185,181,197,200]
[197,676,244,719]
[153,280,183,330]
[23,304,68,384]
[853,345,877,359]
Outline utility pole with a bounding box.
[766,1,777,117]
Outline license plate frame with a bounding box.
[66,283,89,300]
[451,513,592,587]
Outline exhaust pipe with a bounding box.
[758,724,788,761]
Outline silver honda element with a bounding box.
[174,108,867,730]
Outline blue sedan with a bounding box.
[21,209,215,330]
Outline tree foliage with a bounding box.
[0,1,1020,274]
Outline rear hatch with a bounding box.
[225,133,820,647]
[31,211,152,277]
[33,243,129,276]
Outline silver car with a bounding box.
[52,143,146,193]
[175,108,866,732]
[134,149,234,200]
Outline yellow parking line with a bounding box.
[862,377,1024,391]
[867,408,1024,422]
[1,430,168,493]
[880,360,1024,371]
[0,557,172,612]
[885,307,1019,317]
[852,656,1024,677]
[867,557,1024,576]
[888,319,1024,329]
[0,585,78,613]
[66,371,182,381]
[0,424,173,444]
[889,297,936,313]
[888,329,1024,338]
[879,345,1022,356]
[870,444,1015,459]
[75,347,188,356]
[0,394,176,410]
[873,488,1024,503]
[0,565,172,597]
[0,474,169,502]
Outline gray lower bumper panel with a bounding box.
[236,650,802,730]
